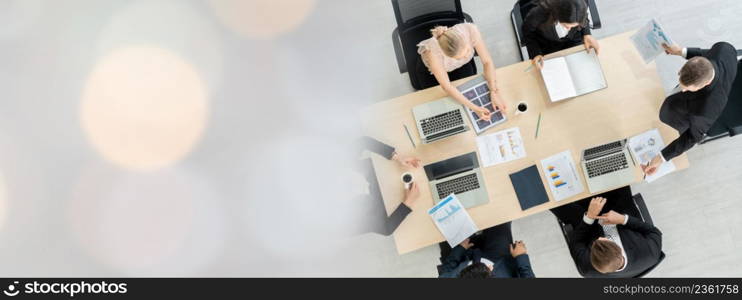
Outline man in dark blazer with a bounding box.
[355,136,420,236]
[438,222,536,278]
[644,42,738,175]
[550,187,662,278]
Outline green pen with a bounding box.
[535,113,542,139]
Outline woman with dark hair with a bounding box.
[522,0,600,69]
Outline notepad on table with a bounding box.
[541,50,607,102]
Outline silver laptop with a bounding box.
[580,139,638,194]
[423,152,489,209]
[412,97,469,144]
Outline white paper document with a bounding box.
[628,129,676,183]
[631,19,673,64]
[541,57,577,102]
[428,194,478,247]
[541,50,606,102]
[540,150,584,201]
[476,127,526,167]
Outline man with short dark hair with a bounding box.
[438,223,535,278]
[550,187,663,277]
[643,42,738,175]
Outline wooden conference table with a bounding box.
[360,30,689,255]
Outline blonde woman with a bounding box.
[417,23,508,120]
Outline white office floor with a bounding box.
[351,0,742,277]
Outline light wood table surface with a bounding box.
[360,30,689,254]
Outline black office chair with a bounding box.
[510,0,602,61]
[556,192,665,278]
[700,57,742,144]
[391,0,477,90]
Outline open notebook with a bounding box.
[541,50,607,102]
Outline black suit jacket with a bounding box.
[660,42,739,161]
[522,3,592,58]
[358,137,411,236]
[571,216,663,278]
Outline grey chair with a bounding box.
[391,0,476,90]
[700,57,742,144]
[556,192,665,278]
[510,0,602,61]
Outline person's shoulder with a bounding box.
[710,42,738,61]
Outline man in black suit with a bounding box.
[643,42,738,175]
[437,222,536,278]
[550,187,662,278]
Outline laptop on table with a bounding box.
[424,152,489,209]
[580,139,638,194]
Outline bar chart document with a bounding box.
[540,150,584,201]
[428,194,478,247]
[476,127,526,167]
[631,18,673,64]
[541,50,607,102]
[628,128,676,183]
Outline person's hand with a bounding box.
[641,155,663,176]
[510,240,527,257]
[492,93,508,113]
[459,238,474,249]
[474,105,492,121]
[583,35,601,55]
[393,153,421,169]
[662,43,683,56]
[596,210,627,225]
[402,182,419,208]
[586,197,607,219]
[531,55,544,70]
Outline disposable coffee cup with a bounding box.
[401,172,413,190]
[516,101,529,115]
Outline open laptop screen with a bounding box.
[424,152,478,181]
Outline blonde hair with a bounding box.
[431,26,465,57]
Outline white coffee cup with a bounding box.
[515,101,529,115]
[401,172,413,190]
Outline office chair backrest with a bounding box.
[392,0,464,29]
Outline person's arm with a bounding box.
[580,18,600,54]
[509,241,535,278]
[514,255,535,278]
[522,8,546,67]
[423,50,492,120]
[359,136,395,159]
[439,241,473,277]
[380,182,419,236]
[469,24,508,113]
[622,215,663,255]
[660,117,707,161]
[569,197,606,274]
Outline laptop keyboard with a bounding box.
[435,173,480,199]
[420,110,464,136]
[586,153,629,178]
[584,141,623,159]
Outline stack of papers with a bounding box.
[428,194,478,247]
[628,129,676,183]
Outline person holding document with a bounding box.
[437,223,536,278]
[643,42,738,176]
[417,23,509,120]
[522,0,600,70]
